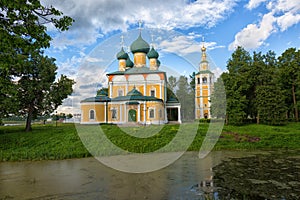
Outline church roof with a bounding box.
[130,33,150,54]
[196,70,214,75]
[107,66,165,76]
[81,96,111,103]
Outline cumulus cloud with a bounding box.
[245,0,268,10]
[159,35,224,55]
[229,12,276,50]
[230,0,300,50]
[44,0,237,50]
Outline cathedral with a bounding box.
[80,31,213,124]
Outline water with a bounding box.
[0,151,299,200]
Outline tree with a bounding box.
[167,76,177,92]
[224,47,252,124]
[210,76,226,119]
[278,48,300,122]
[17,55,74,131]
[0,0,74,119]
[176,76,194,121]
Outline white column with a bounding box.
[109,82,113,98]
[126,81,128,94]
[144,81,147,96]
[178,106,182,123]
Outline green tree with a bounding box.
[17,55,74,131]
[255,51,287,124]
[167,76,177,92]
[210,76,226,119]
[176,76,194,121]
[224,47,252,124]
[0,0,74,119]
[278,48,300,122]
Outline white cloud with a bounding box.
[45,0,237,50]
[245,0,268,10]
[231,0,300,50]
[159,35,223,55]
[229,12,276,50]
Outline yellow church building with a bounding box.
[195,44,214,119]
[80,32,182,125]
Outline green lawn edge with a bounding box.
[0,122,300,161]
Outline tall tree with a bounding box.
[278,48,300,122]
[176,76,194,121]
[224,47,252,124]
[18,55,74,131]
[167,76,177,92]
[210,76,226,119]
[255,51,287,124]
[0,0,74,119]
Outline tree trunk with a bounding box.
[25,105,33,132]
[292,84,299,122]
[257,113,260,124]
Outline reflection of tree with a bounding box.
[213,153,300,199]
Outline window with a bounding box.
[197,78,200,84]
[118,89,123,97]
[202,77,207,84]
[112,108,117,119]
[89,110,95,120]
[150,90,155,97]
[149,109,155,118]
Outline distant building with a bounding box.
[195,44,214,119]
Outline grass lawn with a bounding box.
[0,122,300,161]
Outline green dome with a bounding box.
[147,47,159,59]
[126,57,134,68]
[130,33,150,54]
[116,47,128,60]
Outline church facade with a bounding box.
[80,32,181,125]
[80,32,214,124]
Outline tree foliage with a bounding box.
[0,0,74,131]
[211,46,298,125]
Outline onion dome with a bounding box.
[147,47,159,59]
[116,47,129,60]
[126,57,134,68]
[130,33,150,54]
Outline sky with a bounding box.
[42,0,300,114]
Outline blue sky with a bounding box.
[43,0,300,113]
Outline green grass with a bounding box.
[0,122,300,161]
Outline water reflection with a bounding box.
[0,151,299,199]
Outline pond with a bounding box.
[0,150,299,199]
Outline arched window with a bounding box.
[202,77,207,84]
[197,78,200,84]
[89,110,95,120]
[149,109,155,118]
